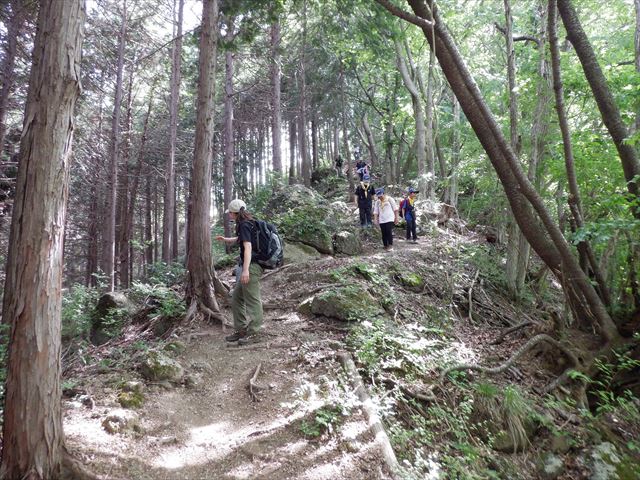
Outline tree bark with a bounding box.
[223,36,235,239]
[557,0,640,218]
[270,18,282,174]
[288,119,296,184]
[186,0,223,321]
[101,1,127,292]
[503,0,527,299]
[0,1,85,478]
[162,0,184,264]
[299,0,311,187]
[444,94,461,207]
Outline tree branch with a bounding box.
[373,0,433,30]
[494,23,541,46]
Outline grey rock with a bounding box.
[102,409,139,434]
[309,285,385,322]
[139,350,184,382]
[589,442,621,480]
[333,230,362,256]
[538,452,565,479]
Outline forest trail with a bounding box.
[63,223,446,480]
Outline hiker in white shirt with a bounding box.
[372,187,398,251]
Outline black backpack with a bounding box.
[251,220,284,269]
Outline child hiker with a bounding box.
[373,187,398,251]
[215,199,264,345]
[354,173,375,227]
[401,187,418,243]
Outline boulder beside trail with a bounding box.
[334,231,362,256]
[284,241,323,265]
[309,285,385,322]
[139,350,184,383]
[90,292,134,346]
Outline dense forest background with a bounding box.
[0,0,639,478]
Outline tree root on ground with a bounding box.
[491,320,533,344]
[379,376,437,403]
[248,362,264,402]
[338,352,400,480]
[62,448,103,480]
[440,334,581,385]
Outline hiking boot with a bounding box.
[238,332,263,346]
[225,330,247,342]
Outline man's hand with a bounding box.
[215,235,225,242]
[241,270,250,285]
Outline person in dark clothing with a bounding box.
[354,159,369,180]
[334,155,343,177]
[400,187,418,242]
[354,173,375,227]
[215,199,264,345]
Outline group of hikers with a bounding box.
[355,176,419,251]
[218,152,419,346]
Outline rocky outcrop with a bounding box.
[139,350,184,383]
[334,231,362,256]
[90,292,134,346]
[309,285,385,322]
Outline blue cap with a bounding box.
[375,187,385,196]
[408,187,419,194]
[363,174,370,181]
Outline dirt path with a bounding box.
[63,245,406,480]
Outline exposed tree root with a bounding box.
[261,263,294,279]
[440,334,580,383]
[379,376,436,403]
[248,362,263,402]
[491,320,533,345]
[338,352,400,480]
[62,448,103,480]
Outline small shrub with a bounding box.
[62,284,100,341]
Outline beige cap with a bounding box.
[225,199,246,214]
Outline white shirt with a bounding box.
[373,196,397,223]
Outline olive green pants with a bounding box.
[232,263,264,334]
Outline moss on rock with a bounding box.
[139,350,184,382]
[309,285,385,322]
[117,391,144,409]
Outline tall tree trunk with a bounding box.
[503,0,527,299]
[186,0,223,320]
[223,42,235,239]
[557,0,640,218]
[362,114,378,170]
[288,119,296,184]
[444,94,461,207]
[422,48,436,199]
[117,59,135,289]
[123,92,153,285]
[379,0,619,342]
[549,0,611,307]
[101,1,127,292]
[0,1,86,478]
[311,115,319,170]
[144,172,153,273]
[0,0,28,158]
[299,0,310,186]
[395,39,426,197]
[270,17,282,174]
[339,60,354,196]
[162,0,184,263]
